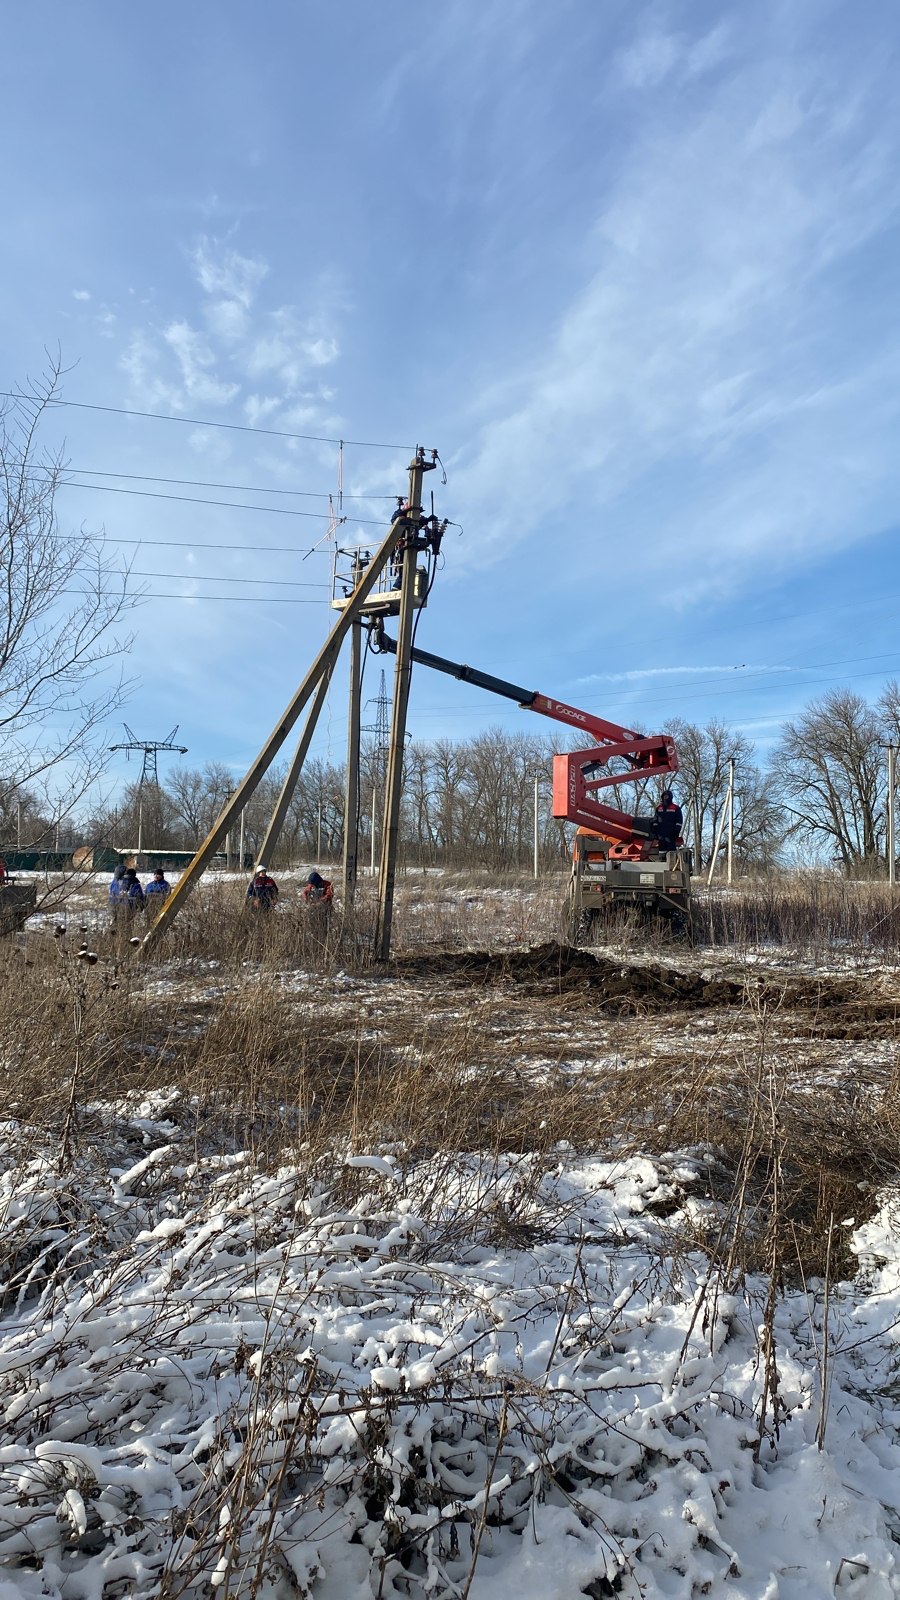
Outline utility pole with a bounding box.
[238,810,245,872]
[706,802,729,889]
[341,618,362,903]
[726,758,735,886]
[533,776,540,879]
[692,799,702,873]
[142,511,407,952]
[16,800,21,850]
[888,745,896,887]
[370,795,377,875]
[375,448,434,960]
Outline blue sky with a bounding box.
[3,0,900,797]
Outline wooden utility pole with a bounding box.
[342,618,362,903]
[533,776,540,879]
[374,449,432,960]
[726,757,735,886]
[256,661,334,872]
[142,515,404,953]
[889,745,896,888]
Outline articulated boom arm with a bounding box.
[372,628,678,847]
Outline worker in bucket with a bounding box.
[654,790,683,853]
[302,870,333,907]
[246,868,279,912]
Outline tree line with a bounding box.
[12,682,888,876]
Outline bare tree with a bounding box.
[0,360,137,834]
[770,690,883,872]
[669,718,784,871]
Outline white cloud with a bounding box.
[616,22,731,91]
[72,288,91,301]
[162,320,240,407]
[192,237,268,308]
[120,240,342,431]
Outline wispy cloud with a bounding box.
[576,664,785,684]
[118,238,343,438]
[72,288,91,301]
[449,13,900,602]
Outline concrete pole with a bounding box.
[726,758,735,886]
[238,810,245,873]
[225,830,232,871]
[692,799,702,872]
[137,792,143,856]
[889,745,896,887]
[16,801,21,850]
[706,801,729,889]
[316,803,323,865]
[375,451,429,961]
[533,776,540,879]
[370,796,377,876]
[141,513,403,952]
[342,618,362,903]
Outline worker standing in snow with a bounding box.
[122,868,145,919]
[302,870,333,907]
[145,867,171,904]
[108,864,127,926]
[654,790,683,853]
[246,869,279,912]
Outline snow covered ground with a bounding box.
[0,1098,899,1598]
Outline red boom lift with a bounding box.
[371,626,692,939]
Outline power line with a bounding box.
[130,569,329,588]
[39,463,395,503]
[59,478,389,524]
[78,534,327,555]
[0,391,416,451]
[64,588,325,604]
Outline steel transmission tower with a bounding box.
[109,725,188,785]
[363,672,391,790]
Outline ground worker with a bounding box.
[654,790,684,852]
[145,867,171,902]
[108,864,126,923]
[246,869,279,911]
[122,867,145,918]
[302,870,333,906]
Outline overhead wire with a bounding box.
[130,570,329,588]
[0,390,416,451]
[60,466,396,502]
[58,479,388,524]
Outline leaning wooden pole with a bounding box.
[141,517,404,954]
[255,659,335,873]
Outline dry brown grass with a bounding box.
[3,896,899,1285]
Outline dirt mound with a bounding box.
[390,942,745,1012]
